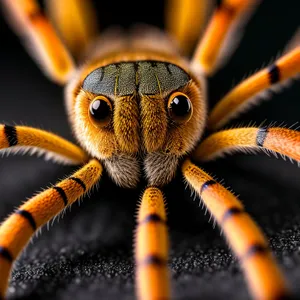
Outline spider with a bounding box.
[0,0,299,299]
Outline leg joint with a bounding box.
[137,255,167,267]
[221,207,244,224]
[15,209,37,231]
[242,243,269,261]
[4,125,18,147]
[53,186,68,206]
[0,246,13,263]
[139,213,166,226]
[200,180,217,196]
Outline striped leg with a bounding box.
[193,127,300,162]
[0,159,102,298]
[45,0,98,60]
[135,187,170,300]
[165,0,213,55]
[191,0,259,75]
[208,47,300,130]
[2,0,75,84]
[182,159,289,300]
[0,124,88,164]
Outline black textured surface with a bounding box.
[0,1,300,300]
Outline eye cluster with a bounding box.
[88,92,193,128]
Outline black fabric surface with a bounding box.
[0,1,300,299]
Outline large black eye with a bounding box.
[89,96,112,127]
[168,92,193,123]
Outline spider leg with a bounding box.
[208,47,300,130]
[45,0,98,61]
[135,187,170,300]
[182,159,290,300]
[0,124,88,164]
[1,0,75,84]
[0,159,102,298]
[193,127,300,163]
[191,0,259,76]
[165,0,213,55]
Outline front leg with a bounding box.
[0,159,102,298]
[45,0,98,60]
[182,159,289,300]
[192,127,300,162]
[207,47,300,130]
[135,187,171,300]
[191,0,259,76]
[0,124,88,164]
[1,0,75,84]
[165,0,213,55]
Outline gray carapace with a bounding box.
[82,61,190,97]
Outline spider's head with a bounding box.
[68,60,206,188]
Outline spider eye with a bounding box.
[89,96,112,127]
[167,92,192,123]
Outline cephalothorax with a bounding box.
[68,32,206,188]
[0,0,300,299]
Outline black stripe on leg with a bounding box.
[4,125,18,147]
[0,246,13,262]
[256,127,269,147]
[217,2,236,17]
[139,214,166,226]
[268,64,281,84]
[28,10,45,22]
[138,255,167,267]
[221,207,244,224]
[242,243,269,260]
[53,186,68,206]
[200,180,217,196]
[15,210,37,231]
[69,177,86,192]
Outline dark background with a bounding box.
[0,1,300,299]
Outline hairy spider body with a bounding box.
[67,29,206,188]
[0,0,299,300]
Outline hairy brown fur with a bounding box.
[67,28,206,187]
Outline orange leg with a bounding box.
[193,127,300,162]
[45,0,98,60]
[135,187,170,300]
[165,0,213,55]
[0,159,102,298]
[191,0,259,75]
[2,0,75,84]
[0,124,88,164]
[208,47,300,130]
[182,159,290,300]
